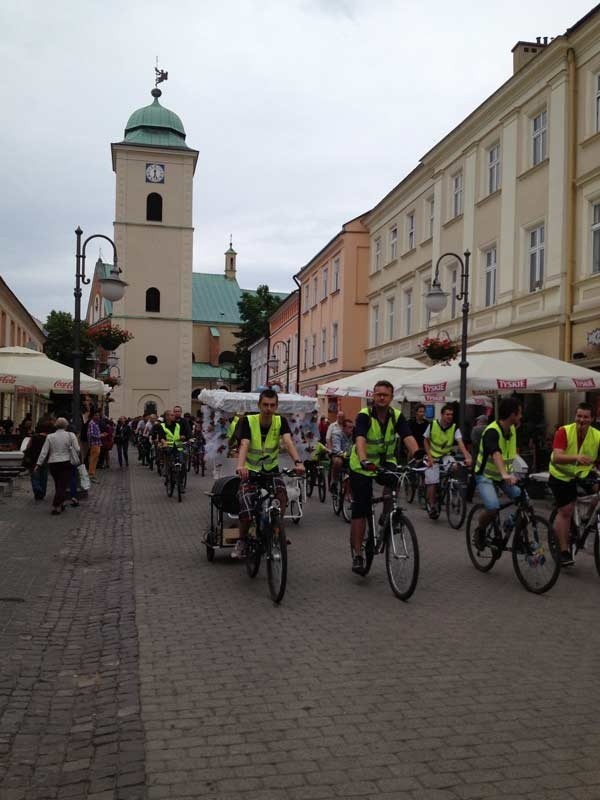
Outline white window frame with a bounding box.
[320,328,326,362]
[312,276,318,306]
[423,280,432,329]
[372,304,380,346]
[386,296,395,341]
[389,226,398,261]
[484,246,497,307]
[593,203,600,274]
[528,224,545,292]
[292,333,298,367]
[322,267,328,299]
[407,212,415,250]
[403,289,413,335]
[488,144,501,194]
[311,333,316,366]
[449,266,458,318]
[331,322,338,359]
[374,237,382,272]
[427,196,434,239]
[333,257,340,291]
[532,110,547,166]
[303,337,308,369]
[596,74,600,133]
[452,172,463,218]
[303,283,309,310]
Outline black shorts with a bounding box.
[349,470,373,519]
[548,476,579,508]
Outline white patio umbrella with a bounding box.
[317,356,426,398]
[0,346,106,395]
[394,338,600,402]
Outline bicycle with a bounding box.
[304,458,328,502]
[465,476,559,594]
[191,437,206,476]
[352,463,421,601]
[331,461,351,519]
[283,473,305,525]
[163,442,187,501]
[548,475,600,577]
[243,469,294,604]
[403,467,428,510]
[426,455,468,529]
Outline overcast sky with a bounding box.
[2,0,594,322]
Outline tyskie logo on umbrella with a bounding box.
[496,379,527,389]
[0,375,17,384]
[423,382,447,393]
[572,378,596,389]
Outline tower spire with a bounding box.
[225,236,237,281]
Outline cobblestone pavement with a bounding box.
[2,463,600,800]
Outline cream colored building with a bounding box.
[0,275,46,422]
[296,214,370,417]
[366,9,600,425]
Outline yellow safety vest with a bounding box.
[349,407,400,476]
[428,420,457,459]
[245,414,281,472]
[227,416,239,439]
[161,422,181,445]
[474,421,516,481]
[549,423,600,482]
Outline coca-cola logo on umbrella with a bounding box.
[53,379,74,390]
[0,375,17,384]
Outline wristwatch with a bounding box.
[294,460,302,465]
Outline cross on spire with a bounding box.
[154,57,168,87]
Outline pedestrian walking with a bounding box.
[115,416,131,467]
[87,411,102,482]
[34,417,80,514]
[23,417,55,499]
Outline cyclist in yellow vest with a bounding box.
[423,403,471,519]
[233,389,305,559]
[549,402,600,567]
[348,380,419,574]
[472,398,521,551]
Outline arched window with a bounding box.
[146,193,163,222]
[219,350,235,364]
[192,353,196,362]
[145,287,160,313]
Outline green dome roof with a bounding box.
[121,88,192,150]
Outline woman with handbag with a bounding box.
[34,417,80,515]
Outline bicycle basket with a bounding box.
[453,464,471,486]
[210,475,241,514]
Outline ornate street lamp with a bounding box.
[267,339,291,392]
[73,227,127,432]
[424,250,471,431]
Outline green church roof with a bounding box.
[192,273,288,325]
[120,88,193,150]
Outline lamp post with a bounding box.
[73,227,127,433]
[424,250,471,431]
[267,339,291,393]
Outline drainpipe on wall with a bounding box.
[293,275,302,394]
[562,47,578,420]
[564,47,577,365]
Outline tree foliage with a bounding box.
[43,310,95,370]
[233,286,282,391]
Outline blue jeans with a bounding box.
[475,474,520,511]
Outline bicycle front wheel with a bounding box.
[465,504,500,572]
[341,478,353,524]
[446,481,466,529]
[290,498,302,525]
[193,454,200,474]
[318,470,327,503]
[305,469,315,498]
[266,513,287,604]
[331,481,342,515]
[402,473,416,505]
[177,468,186,502]
[512,514,560,594]
[167,469,175,498]
[246,534,261,578]
[594,524,600,578]
[385,513,419,600]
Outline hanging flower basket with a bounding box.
[419,336,460,364]
[103,375,121,387]
[87,322,134,351]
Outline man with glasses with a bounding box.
[347,381,419,574]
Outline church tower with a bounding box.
[108,85,198,417]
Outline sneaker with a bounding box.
[90,476,99,483]
[231,539,247,559]
[428,507,440,520]
[352,554,365,574]
[560,550,575,568]
[473,527,486,551]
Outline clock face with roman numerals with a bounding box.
[145,163,165,183]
